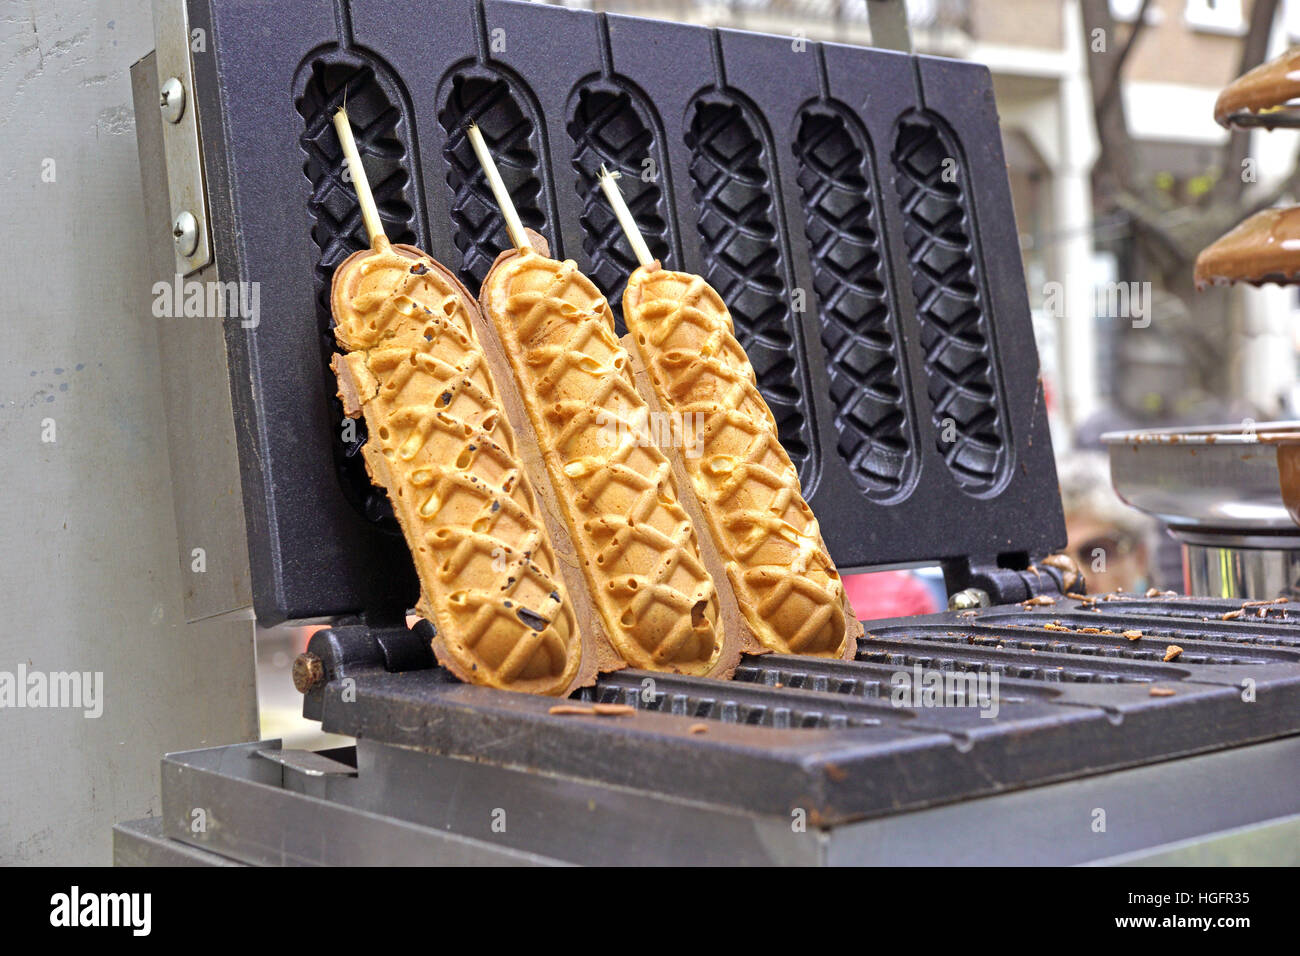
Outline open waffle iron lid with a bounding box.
[187,0,1064,625]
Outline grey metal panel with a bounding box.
[132,52,253,623]
[114,817,243,866]
[161,741,563,866]
[823,735,1300,865]
[1099,812,1300,867]
[147,735,1300,866]
[0,4,261,866]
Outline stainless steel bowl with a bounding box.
[1103,422,1300,536]
[1103,422,1300,599]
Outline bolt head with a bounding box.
[172,210,199,257]
[159,76,185,124]
[948,587,991,611]
[292,653,325,694]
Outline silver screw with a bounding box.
[172,211,199,257]
[948,587,991,611]
[159,76,185,124]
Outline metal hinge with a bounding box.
[944,553,1081,608]
[153,0,212,276]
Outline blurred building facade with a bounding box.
[555,0,1300,442]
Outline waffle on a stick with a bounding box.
[327,109,587,695]
[622,265,861,659]
[479,234,738,676]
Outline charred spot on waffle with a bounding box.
[518,607,549,631]
[410,262,428,275]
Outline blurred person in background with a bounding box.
[1056,450,1163,595]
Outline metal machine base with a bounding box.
[113,735,1300,866]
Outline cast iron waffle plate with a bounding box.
[301,595,1300,823]
[188,0,1064,623]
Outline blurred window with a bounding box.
[1184,0,1245,34]
[1110,0,1162,22]
[1287,0,1300,38]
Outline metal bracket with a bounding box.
[942,556,1071,606]
[153,0,211,275]
[255,747,358,779]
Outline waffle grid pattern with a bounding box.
[488,254,724,673]
[625,270,848,656]
[334,245,581,694]
[567,84,672,335]
[891,111,1008,494]
[438,72,547,288]
[296,55,420,527]
[794,106,913,500]
[686,97,815,484]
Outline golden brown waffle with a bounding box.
[479,240,734,676]
[623,264,860,658]
[330,237,587,695]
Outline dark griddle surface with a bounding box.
[302,596,1300,823]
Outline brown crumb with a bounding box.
[1163,645,1183,662]
[1079,627,1101,634]
[1043,622,1071,632]
[688,723,708,735]
[548,705,596,716]
[774,682,784,688]
[1145,587,1177,598]
[1149,687,1176,697]
[1021,595,1056,607]
[592,703,637,716]
[1066,592,1092,602]
[1221,609,1245,620]
[1123,630,1143,641]
[825,762,847,782]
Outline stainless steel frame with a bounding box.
[113,736,1300,866]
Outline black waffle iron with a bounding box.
[117,0,1300,866]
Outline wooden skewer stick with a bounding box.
[466,122,531,251]
[332,106,386,245]
[597,164,654,269]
